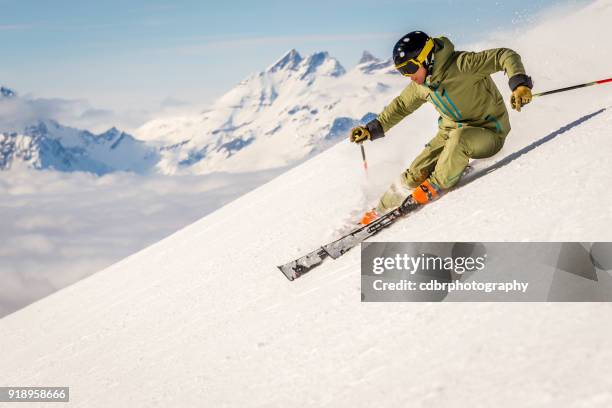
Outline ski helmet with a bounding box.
[393,31,434,76]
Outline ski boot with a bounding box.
[412,180,441,205]
[399,180,442,214]
[359,208,381,225]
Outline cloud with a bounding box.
[0,92,163,134]
[0,24,32,31]
[0,88,207,135]
[160,97,190,108]
[0,94,104,132]
[79,107,116,119]
[0,234,56,256]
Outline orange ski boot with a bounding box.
[359,208,381,225]
[412,180,442,205]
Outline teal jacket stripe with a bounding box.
[486,115,503,133]
[442,90,463,120]
[429,96,452,119]
[432,89,459,121]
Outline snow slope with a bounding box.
[2,1,612,406]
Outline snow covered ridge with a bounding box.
[0,119,159,175]
[1,50,398,176]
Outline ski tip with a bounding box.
[277,248,329,281]
[277,264,297,281]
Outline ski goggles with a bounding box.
[395,38,434,76]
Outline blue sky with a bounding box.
[0,0,588,122]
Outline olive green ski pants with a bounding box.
[377,124,508,212]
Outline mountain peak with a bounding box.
[98,126,123,142]
[1,86,17,98]
[299,51,346,80]
[268,49,303,73]
[358,51,379,64]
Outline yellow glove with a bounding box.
[350,126,371,143]
[511,86,532,112]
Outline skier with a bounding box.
[350,31,533,224]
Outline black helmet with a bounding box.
[393,31,434,76]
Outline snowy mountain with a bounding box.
[0,119,159,174]
[136,49,400,175]
[1,2,612,405]
[1,50,398,176]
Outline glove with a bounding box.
[511,85,532,112]
[349,126,371,143]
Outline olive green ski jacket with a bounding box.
[372,36,531,137]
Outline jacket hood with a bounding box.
[427,36,455,88]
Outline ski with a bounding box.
[278,199,419,281]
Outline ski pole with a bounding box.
[533,77,612,98]
[360,144,368,174]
